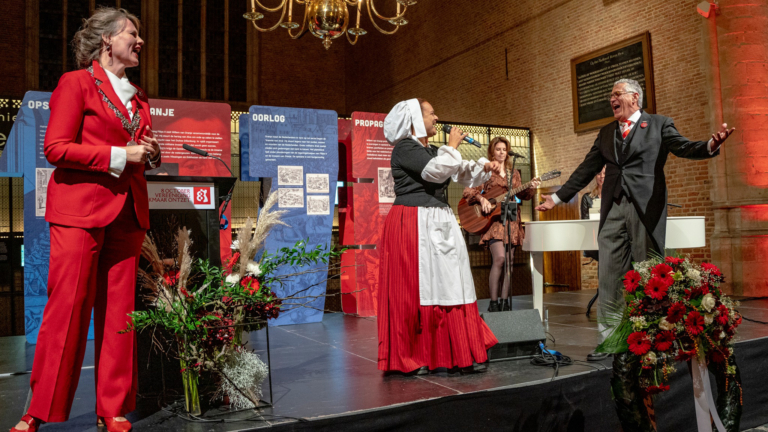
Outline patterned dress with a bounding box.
[462,170,535,246]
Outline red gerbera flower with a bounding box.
[664,256,684,266]
[654,330,676,351]
[652,263,675,287]
[623,270,641,293]
[701,263,722,277]
[627,331,652,355]
[163,270,179,286]
[715,305,729,325]
[667,302,686,323]
[241,276,261,295]
[685,286,704,300]
[225,252,240,271]
[644,277,669,301]
[685,311,705,335]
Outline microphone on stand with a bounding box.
[443,125,481,148]
[183,143,209,157]
[182,144,237,222]
[507,150,526,159]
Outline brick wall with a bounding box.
[0,2,27,97]
[257,30,346,114]
[346,0,716,290]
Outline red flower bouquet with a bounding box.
[597,255,741,395]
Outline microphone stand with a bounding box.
[499,155,520,308]
[182,144,237,228]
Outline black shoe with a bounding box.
[501,298,511,311]
[457,364,488,375]
[587,351,610,361]
[384,366,429,377]
[488,299,499,312]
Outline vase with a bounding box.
[180,358,202,415]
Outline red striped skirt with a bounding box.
[377,205,498,372]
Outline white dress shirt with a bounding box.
[104,69,137,178]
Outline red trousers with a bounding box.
[28,196,146,422]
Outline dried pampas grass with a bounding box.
[237,192,288,279]
[176,227,193,291]
[140,234,164,275]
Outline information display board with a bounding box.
[571,32,655,132]
[0,92,233,343]
[342,112,393,317]
[247,105,338,326]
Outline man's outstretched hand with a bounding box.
[711,123,735,152]
[535,194,556,212]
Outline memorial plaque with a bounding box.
[571,32,655,132]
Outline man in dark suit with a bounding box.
[535,78,734,361]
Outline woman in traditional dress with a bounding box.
[12,7,159,432]
[377,98,500,375]
[462,137,540,313]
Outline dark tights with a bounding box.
[488,241,515,301]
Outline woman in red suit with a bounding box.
[12,8,160,432]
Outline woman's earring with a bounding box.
[108,43,113,66]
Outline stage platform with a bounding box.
[2,291,767,432]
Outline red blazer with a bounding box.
[44,61,159,230]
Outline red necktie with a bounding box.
[621,120,632,139]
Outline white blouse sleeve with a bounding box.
[421,146,491,188]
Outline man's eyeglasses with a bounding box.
[609,91,635,99]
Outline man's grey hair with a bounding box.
[615,78,643,108]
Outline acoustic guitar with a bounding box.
[458,169,561,235]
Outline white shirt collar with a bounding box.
[104,69,137,110]
[626,110,642,124]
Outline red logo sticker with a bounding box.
[193,187,211,205]
[640,121,648,128]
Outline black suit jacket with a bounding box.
[556,111,718,252]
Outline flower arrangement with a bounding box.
[123,192,343,414]
[598,254,742,395]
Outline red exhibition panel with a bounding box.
[337,118,359,314]
[344,112,393,317]
[148,99,233,263]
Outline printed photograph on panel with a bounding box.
[278,188,304,208]
[36,168,54,217]
[306,173,330,194]
[307,195,330,215]
[277,165,304,186]
[377,167,395,203]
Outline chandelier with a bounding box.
[244,0,415,50]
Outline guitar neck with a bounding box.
[486,181,533,203]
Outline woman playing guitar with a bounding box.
[462,137,540,312]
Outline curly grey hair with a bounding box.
[615,78,643,108]
[71,7,140,69]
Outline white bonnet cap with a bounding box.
[383,98,427,145]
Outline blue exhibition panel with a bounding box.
[0,91,96,343]
[246,106,339,326]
